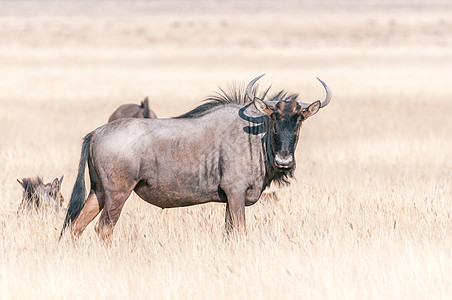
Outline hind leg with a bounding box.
[94,189,133,243]
[71,190,105,239]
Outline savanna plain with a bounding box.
[1,1,452,299]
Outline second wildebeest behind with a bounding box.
[61,75,331,241]
[17,176,64,212]
[108,97,157,122]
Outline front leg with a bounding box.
[224,191,246,234]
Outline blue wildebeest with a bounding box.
[108,97,157,123]
[17,176,64,212]
[61,75,331,240]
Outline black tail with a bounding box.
[59,133,93,239]
[141,97,150,118]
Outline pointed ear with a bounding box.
[59,175,64,184]
[51,178,60,189]
[17,179,23,187]
[254,98,273,116]
[302,100,321,119]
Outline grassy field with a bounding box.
[1,1,452,298]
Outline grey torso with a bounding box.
[89,104,268,208]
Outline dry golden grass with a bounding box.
[1,1,452,298]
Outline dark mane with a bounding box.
[267,165,295,187]
[175,83,273,119]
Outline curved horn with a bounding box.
[316,77,331,108]
[246,74,265,101]
[297,77,332,109]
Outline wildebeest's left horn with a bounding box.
[246,74,265,101]
[316,77,332,108]
[297,77,332,109]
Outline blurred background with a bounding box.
[1,1,452,297]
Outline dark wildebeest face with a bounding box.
[248,74,330,170]
[257,99,320,169]
[17,176,64,212]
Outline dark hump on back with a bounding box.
[175,102,223,119]
[174,83,271,119]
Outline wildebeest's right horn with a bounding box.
[316,77,332,108]
[246,74,265,101]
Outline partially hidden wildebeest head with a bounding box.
[17,176,64,212]
[108,97,157,123]
[247,74,331,171]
